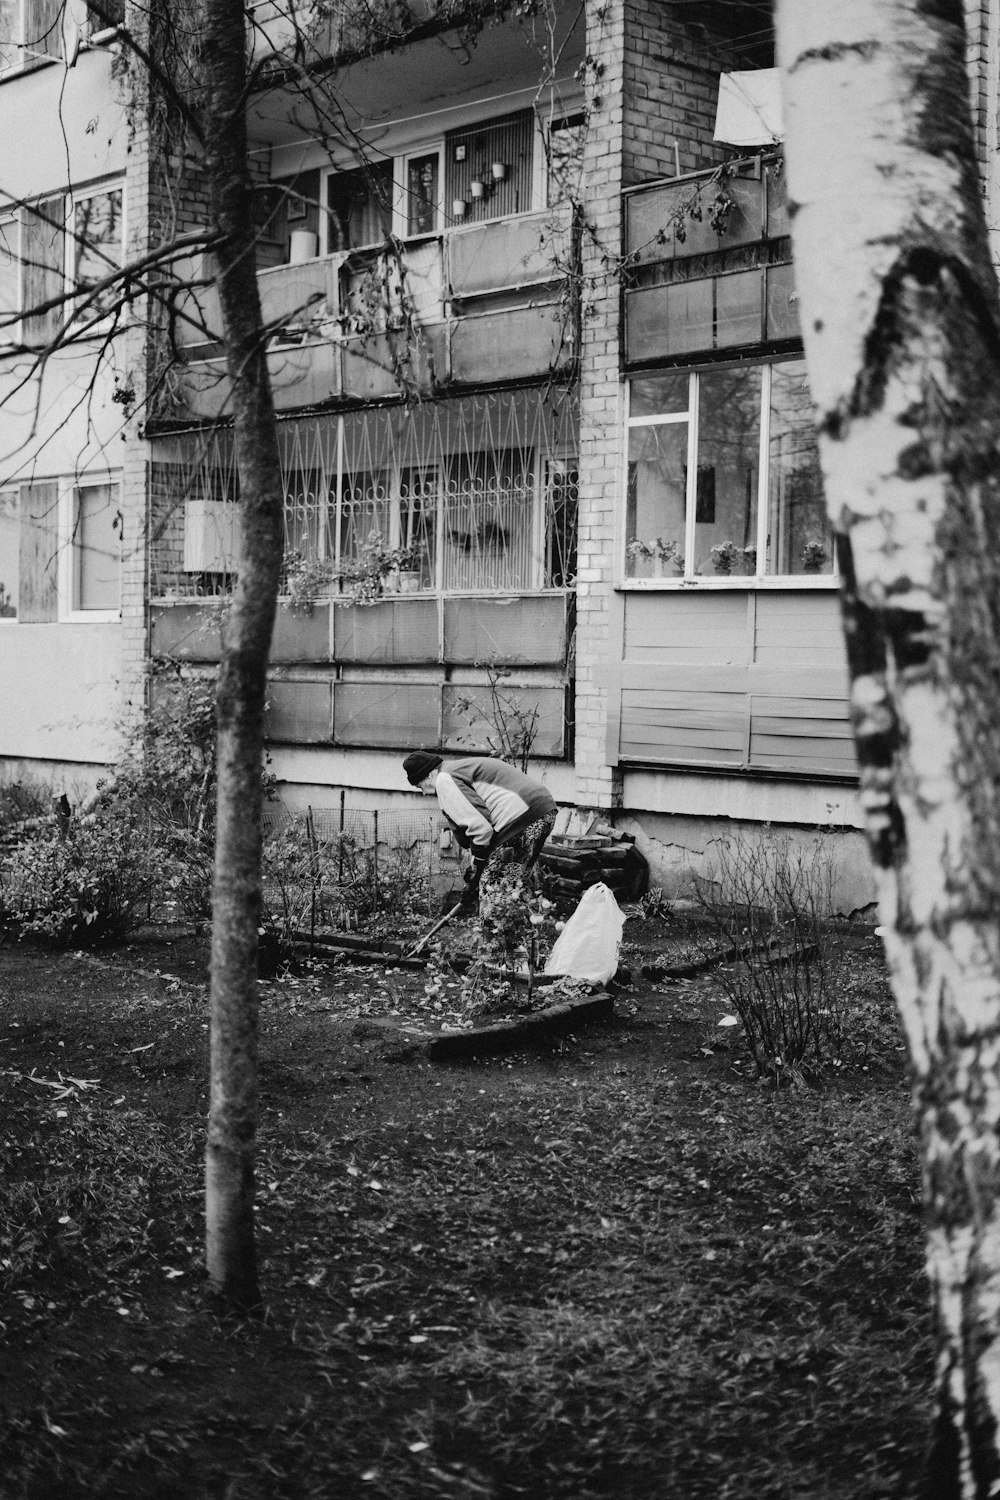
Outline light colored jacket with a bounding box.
[435,757,556,858]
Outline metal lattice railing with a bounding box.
[149,387,578,598]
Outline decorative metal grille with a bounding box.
[149,387,578,599]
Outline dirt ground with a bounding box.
[0,914,933,1500]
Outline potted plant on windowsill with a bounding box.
[336,531,421,606]
[282,533,423,612]
[627,536,683,577]
[710,540,756,576]
[800,539,828,573]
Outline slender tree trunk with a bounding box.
[778,2,1000,1493]
[200,0,284,1312]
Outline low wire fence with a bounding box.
[261,802,446,939]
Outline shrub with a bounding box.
[693,832,848,1080]
[0,819,158,946]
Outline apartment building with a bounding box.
[1,0,996,903]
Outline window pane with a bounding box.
[629,371,689,419]
[327,164,393,251]
[339,469,392,564]
[75,483,120,611]
[694,366,760,576]
[0,0,19,71]
[0,213,17,324]
[398,466,436,588]
[545,461,577,588]
[547,115,585,207]
[443,449,533,590]
[767,360,830,575]
[0,488,18,617]
[22,196,64,342]
[72,189,123,312]
[625,423,687,578]
[406,155,438,237]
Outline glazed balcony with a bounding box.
[174,203,576,421]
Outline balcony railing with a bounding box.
[175,204,576,418]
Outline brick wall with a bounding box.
[572,0,741,810]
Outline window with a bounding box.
[625,359,831,581]
[443,449,534,591]
[69,480,121,613]
[404,152,440,237]
[0,0,123,72]
[0,184,124,343]
[547,115,585,208]
[71,185,124,312]
[0,212,17,337]
[0,487,17,618]
[0,0,60,73]
[326,164,393,252]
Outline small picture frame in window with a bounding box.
[286,194,308,223]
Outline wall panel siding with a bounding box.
[614,590,857,778]
[754,591,847,668]
[622,591,752,663]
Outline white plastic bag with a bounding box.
[543,882,625,985]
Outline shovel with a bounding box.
[406,900,464,958]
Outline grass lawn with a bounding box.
[0,916,933,1499]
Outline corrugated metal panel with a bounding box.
[265,680,333,744]
[444,595,566,664]
[334,599,439,664]
[442,683,565,757]
[334,682,440,747]
[623,591,751,663]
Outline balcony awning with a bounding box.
[714,68,783,147]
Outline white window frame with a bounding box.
[58,474,122,621]
[0,0,58,76]
[622,359,838,590]
[395,143,445,240]
[65,178,126,328]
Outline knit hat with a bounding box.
[403,751,443,786]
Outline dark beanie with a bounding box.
[403,751,443,786]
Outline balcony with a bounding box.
[623,156,798,366]
[174,203,576,421]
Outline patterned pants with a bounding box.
[484,810,557,888]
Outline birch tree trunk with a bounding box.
[777,2,1000,1492]
[200,0,284,1312]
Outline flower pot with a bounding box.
[452,198,468,219]
[470,179,485,199]
[491,161,507,181]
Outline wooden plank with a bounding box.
[621,688,745,712]
[622,722,746,751]
[622,705,746,735]
[752,695,851,719]
[750,734,857,766]
[753,715,854,741]
[620,740,746,765]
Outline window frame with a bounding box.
[621,357,837,590]
[58,474,122,621]
[65,179,126,328]
[395,144,445,240]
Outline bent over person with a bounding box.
[402,752,557,906]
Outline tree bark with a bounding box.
[778,2,1000,1493]
[200,0,284,1312]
